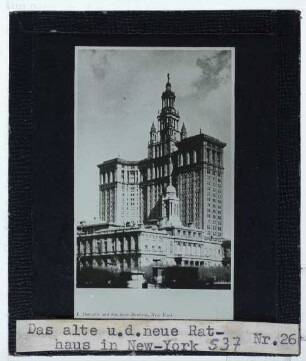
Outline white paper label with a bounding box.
[16,319,299,355]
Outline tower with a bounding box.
[161,176,182,227]
[157,73,181,155]
[97,75,227,237]
[180,122,187,140]
[148,122,158,158]
[150,122,157,142]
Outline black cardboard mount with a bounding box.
[9,10,300,355]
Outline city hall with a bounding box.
[77,75,231,278]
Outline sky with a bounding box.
[75,47,234,239]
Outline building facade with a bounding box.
[77,75,231,279]
[78,168,229,273]
[98,75,226,238]
[77,222,226,273]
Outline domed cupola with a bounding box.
[165,73,172,92]
[162,175,182,227]
[166,183,177,196]
[161,73,176,109]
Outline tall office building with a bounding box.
[98,75,226,237]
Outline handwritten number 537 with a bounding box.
[208,337,241,351]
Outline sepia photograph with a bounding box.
[75,47,234,319]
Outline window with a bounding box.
[129,171,136,183]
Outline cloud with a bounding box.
[194,50,231,94]
[90,50,110,80]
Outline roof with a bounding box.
[166,184,176,194]
[97,157,142,168]
[176,133,226,148]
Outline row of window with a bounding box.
[147,164,170,179]
[100,170,116,184]
[79,238,139,254]
[178,151,198,166]
[207,225,222,230]
[208,232,222,236]
[144,244,162,252]
[206,149,222,166]
[176,243,222,257]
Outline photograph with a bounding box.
[74,47,234,319]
